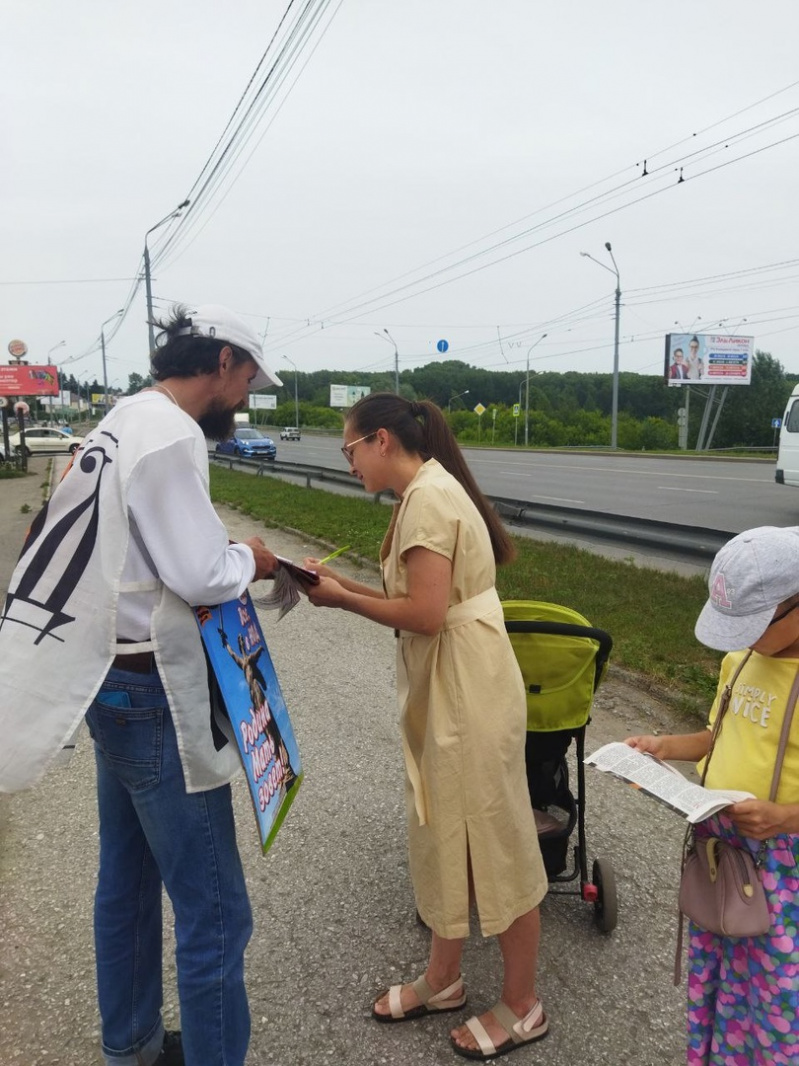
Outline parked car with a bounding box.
[215,427,277,460]
[9,427,84,456]
[280,426,301,441]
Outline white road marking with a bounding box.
[530,495,585,504]
[658,486,718,494]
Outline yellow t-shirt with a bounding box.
[702,650,799,803]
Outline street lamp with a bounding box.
[580,242,621,449]
[524,333,547,447]
[448,389,469,412]
[100,310,124,414]
[282,355,300,430]
[374,329,399,393]
[47,341,66,421]
[144,199,190,353]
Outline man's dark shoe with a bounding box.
[155,1030,184,1065]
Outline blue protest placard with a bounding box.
[195,593,302,853]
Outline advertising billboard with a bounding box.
[664,333,753,387]
[40,391,73,408]
[250,394,277,409]
[329,384,371,408]
[0,364,59,396]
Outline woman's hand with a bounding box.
[303,557,336,581]
[306,574,348,609]
[623,730,710,764]
[728,799,798,839]
[624,734,668,758]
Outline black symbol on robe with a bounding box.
[1,434,117,645]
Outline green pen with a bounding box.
[317,544,352,565]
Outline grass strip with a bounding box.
[210,465,721,711]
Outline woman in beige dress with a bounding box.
[305,393,549,1061]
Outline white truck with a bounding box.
[775,383,799,486]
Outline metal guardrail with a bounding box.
[210,453,395,502]
[210,453,732,564]
[490,496,729,563]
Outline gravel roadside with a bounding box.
[0,463,694,1066]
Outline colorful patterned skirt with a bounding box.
[686,814,799,1065]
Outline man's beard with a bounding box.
[199,400,239,442]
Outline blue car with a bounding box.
[215,427,277,460]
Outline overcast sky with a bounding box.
[4,0,799,397]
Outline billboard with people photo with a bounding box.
[664,333,753,387]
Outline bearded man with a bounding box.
[0,303,282,1066]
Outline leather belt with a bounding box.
[111,651,157,674]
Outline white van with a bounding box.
[776,383,799,486]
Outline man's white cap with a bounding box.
[694,525,799,650]
[178,304,282,389]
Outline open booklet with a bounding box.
[585,741,755,824]
[251,555,319,620]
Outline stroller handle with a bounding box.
[504,620,613,693]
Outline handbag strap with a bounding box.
[769,664,799,801]
[699,649,752,786]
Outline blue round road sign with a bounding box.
[437,339,449,353]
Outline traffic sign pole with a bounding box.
[473,402,485,444]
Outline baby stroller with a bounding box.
[502,600,617,932]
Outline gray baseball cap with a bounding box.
[694,525,799,650]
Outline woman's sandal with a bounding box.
[372,974,467,1023]
[450,999,548,1060]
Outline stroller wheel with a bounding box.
[591,857,618,933]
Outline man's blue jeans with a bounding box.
[85,666,252,1066]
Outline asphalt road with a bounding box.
[1,456,699,1065]
[270,434,791,534]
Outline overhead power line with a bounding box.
[263,83,799,353]
[148,0,342,276]
[71,0,341,371]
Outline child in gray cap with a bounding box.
[626,525,799,1065]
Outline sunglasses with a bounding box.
[340,432,376,465]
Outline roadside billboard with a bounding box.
[664,333,753,386]
[0,365,59,396]
[250,394,277,409]
[40,391,73,408]
[330,384,371,408]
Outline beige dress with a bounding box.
[381,459,547,938]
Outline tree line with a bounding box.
[64,352,796,451]
[253,351,796,450]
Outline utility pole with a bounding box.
[609,243,621,451]
[375,329,399,393]
[580,242,622,449]
[282,355,300,429]
[144,199,190,353]
[100,310,123,414]
[524,333,547,447]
